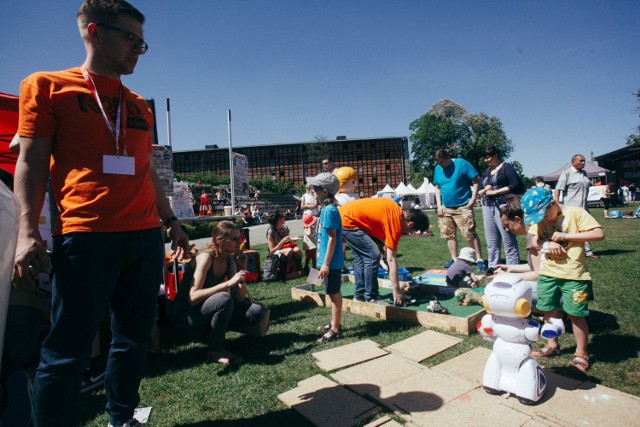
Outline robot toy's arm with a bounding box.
[477,314,497,341]
[540,317,565,340]
[524,319,541,342]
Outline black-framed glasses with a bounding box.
[97,23,148,53]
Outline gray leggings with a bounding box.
[176,292,265,351]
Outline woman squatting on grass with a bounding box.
[170,221,268,365]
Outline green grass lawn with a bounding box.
[78,205,640,426]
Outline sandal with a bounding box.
[531,346,560,359]
[317,328,340,343]
[317,323,332,333]
[569,353,590,373]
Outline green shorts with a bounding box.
[536,275,592,317]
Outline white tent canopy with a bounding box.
[389,178,438,208]
[375,184,396,199]
[394,182,408,196]
[417,178,437,208]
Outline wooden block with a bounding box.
[313,339,388,372]
[385,330,462,362]
[291,284,486,335]
[330,353,427,396]
[277,374,380,427]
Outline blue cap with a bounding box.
[522,187,553,225]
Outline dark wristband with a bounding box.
[163,216,178,228]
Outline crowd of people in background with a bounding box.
[0,1,633,424]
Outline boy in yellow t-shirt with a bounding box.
[522,188,604,373]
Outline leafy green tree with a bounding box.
[510,160,533,188]
[305,135,330,166]
[627,89,640,145]
[409,99,514,179]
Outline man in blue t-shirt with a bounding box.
[433,149,486,271]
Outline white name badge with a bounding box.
[103,155,135,175]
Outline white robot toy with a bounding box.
[477,274,564,404]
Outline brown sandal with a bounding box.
[532,346,560,359]
[569,353,590,373]
[317,329,340,343]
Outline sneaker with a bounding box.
[2,371,32,427]
[476,260,487,272]
[81,368,105,394]
[108,419,143,427]
[353,295,366,302]
[442,259,455,269]
[366,296,391,306]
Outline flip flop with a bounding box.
[531,346,560,359]
[569,353,590,373]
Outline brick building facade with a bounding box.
[172,136,410,198]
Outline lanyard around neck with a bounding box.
[81,66,127,156]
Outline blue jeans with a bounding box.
[33,229,163,427]
[342,229,381,300]
[482,204,519,267]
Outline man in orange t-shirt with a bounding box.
[339,198,429,305]
[12,2,188,426]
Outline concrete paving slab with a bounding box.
[504,378,640,426]
[330,353,427,396]
[520,418,566,427]
[431,346,491,383]
[384,330,462,362]
[363,415,404,427]
[368,369,478,422]
[313,339,388,372]
[277,374,381,427]
[409,387,531,427]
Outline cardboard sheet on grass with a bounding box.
[291,271,485,335]
[385,330,462,362]
[277,374,381,427]
[313,339,388,371]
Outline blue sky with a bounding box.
[1,0,638,177]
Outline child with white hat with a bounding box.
[445,247,483,288]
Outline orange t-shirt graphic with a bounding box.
[19,68,159,234]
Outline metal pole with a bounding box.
[166,98,172,147]
[227,110,234,209]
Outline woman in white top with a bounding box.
[301,184,319,216]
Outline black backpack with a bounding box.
[263,253,287,282]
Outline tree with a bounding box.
[409,99,514,179]
[627,89,640,145]
[305,134,330,165]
